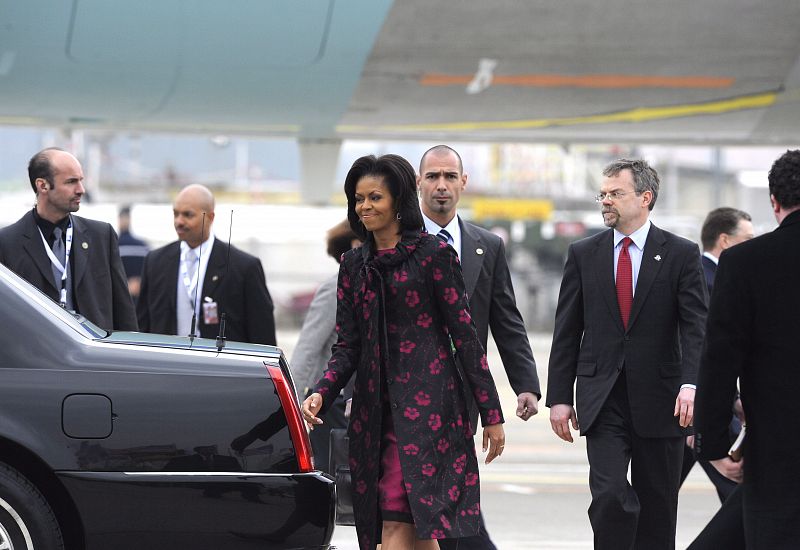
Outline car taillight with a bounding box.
[266,364,315,472]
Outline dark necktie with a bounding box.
[51,227,66,285]
[437,229,452,245]
[616,237,633,330]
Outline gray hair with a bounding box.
[603,158,660,211]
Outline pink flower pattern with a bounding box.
[414,391,431,406]
[399,340,416,354]
[406,290,420,308]
[403,443,419,456]
[309,233,502,550]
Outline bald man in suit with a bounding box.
[137,184,276,345]
[418,145,541,550]
[0,148,137,332]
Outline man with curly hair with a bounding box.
[695,149,800,548]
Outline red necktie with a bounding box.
[616,237,633,330]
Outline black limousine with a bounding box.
[0,264,335,549]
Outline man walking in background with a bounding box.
[698,207,754,296]
[0,147,137,332]
[679,207,753,502]
[137,184,277,345]
[418,145,541,550]
[117,205,150,304]
[547,159,707,550]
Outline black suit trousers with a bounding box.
[687,485,744,550]
[586,373,683,550]
[680,444,738,502]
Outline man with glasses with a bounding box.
[547,159,707,550]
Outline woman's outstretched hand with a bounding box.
[482,423,505,464]
[301,393,324,430]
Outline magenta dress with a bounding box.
[376,249,414,523]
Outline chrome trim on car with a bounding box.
[0,495,33,550]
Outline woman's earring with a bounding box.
[396,212,402,220]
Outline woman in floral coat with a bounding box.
[302,154,505,550]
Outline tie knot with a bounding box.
[437,229,452,244]
[621,237,632,249]
[53,227,62,240]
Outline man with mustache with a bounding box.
[547,159,707,550]
[0,147,137,332]
[137,184,276,345]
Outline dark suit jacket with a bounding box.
[695,210,800,547]
[702,254,717,295]
[0,210,137,332]
[137,239,276,345]
[546,223,708,438]
[458,219,540,410]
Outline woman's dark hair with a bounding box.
[343,154,423,240]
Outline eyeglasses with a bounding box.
[595,191,638,202]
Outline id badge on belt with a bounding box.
[203,298,219,325]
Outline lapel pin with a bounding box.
[476,248,484,255]
[654,254,661,261]
[81,242,89,249]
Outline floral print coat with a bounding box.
[313,231,504,550]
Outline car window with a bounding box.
[0,264,106,340]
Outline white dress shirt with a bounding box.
[177,233,215,322]
[422,212,462,259]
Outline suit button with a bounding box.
[392,403,398,410]
[624,336,630,341]
[387,379,394,385]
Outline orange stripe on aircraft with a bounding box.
[420,74,734,89]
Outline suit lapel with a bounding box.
[20,211,59,293]
[458,219,482,298]
[594,230,623,330]
[70,215,90,289]
[202,240,227,299]
[164,242,180,317]
[626,224,667,331]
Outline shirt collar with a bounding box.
[422,211,460,240]
[33,208,70,240]
[703,251,719,265]
[614,219,651,250]
[180,233,215,257]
